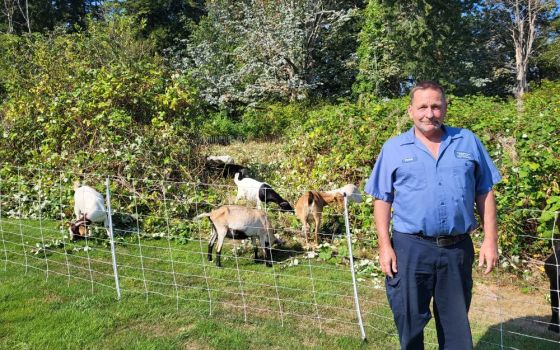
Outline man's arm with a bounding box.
[374,199,397,278]
[475,189,499,274]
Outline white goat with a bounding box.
[194,205,280,267]
[233,173,293,212]
[326,184,363,204]
[69,184,108,239]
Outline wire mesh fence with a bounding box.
[0,165,558,348]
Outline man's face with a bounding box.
[408,88,446,136]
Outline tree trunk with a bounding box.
[507,0,550,111]
[3,0,15,34]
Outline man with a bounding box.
[364,81,501,349]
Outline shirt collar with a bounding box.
[399,125,461,146]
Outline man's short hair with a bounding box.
[409,81,446,104]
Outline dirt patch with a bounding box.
[470,271,560,343]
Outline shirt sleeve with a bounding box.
[474,134,502,196]
[364,145,395,202]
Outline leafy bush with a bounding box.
[0,15,206,237]
[0,15,202,180]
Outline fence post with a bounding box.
[105,177,121,300]
[552,212,560,334]
[343,193,367,341]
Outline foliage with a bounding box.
[0,14,207,236]
[488,0,559,98]
[110,0,206,51]
[536,16,560,80]
[171,0,362,111]
[0,15,201,179]
[0,0,104,34]
[282,97,407,189]
[354,1,558,98]
[355,0,483,97]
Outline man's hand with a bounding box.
[379,245,398,278]
[476,190,499,274]
[478,238,498,274]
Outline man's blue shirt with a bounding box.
[364,126,501,236]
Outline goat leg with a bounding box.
[313,213,322,245]
[207,230,218,262]
[264,241,272,267]
[251,236,260,263]
[214,230,226,268]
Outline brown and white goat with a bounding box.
[194,205,280,267]
[295,191,344,245]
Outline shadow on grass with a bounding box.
[475,315,560,349]
[271,243,305,264]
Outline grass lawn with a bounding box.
[1,217,559,349]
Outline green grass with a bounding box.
[0,218,559,349]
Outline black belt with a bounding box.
[394,231,469,247]
[414,233,469,247]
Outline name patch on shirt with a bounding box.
[402,156,417,163]
[455,151,473,160]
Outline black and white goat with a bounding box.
[233,173,293,212]
[194,205,281,267]
[69,184,108,239]
[205,156,248,178]
[545,241,560,333]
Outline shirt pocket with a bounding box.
[451,161,476,191]
[395,163,427,192]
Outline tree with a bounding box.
[174,0,362,110]
[2,0,30,33]
[536,16,560,80]
[0,0,104,34]
[354,0,483,97]
[493,0,557,102]
[110,0,206,51]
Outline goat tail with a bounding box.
[307,191,315,206]
[193,212,211,221]
[234,172,241,185]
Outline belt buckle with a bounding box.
[436,235,452,247]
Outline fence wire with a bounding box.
[0,166,559,348]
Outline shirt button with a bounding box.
[440,202,444,205]
[438,182,442,186]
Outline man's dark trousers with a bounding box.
[386,231,475,350]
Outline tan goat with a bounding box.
[295,191,344,245]
[194,205,280,267]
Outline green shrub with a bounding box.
[0,15,204,236]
